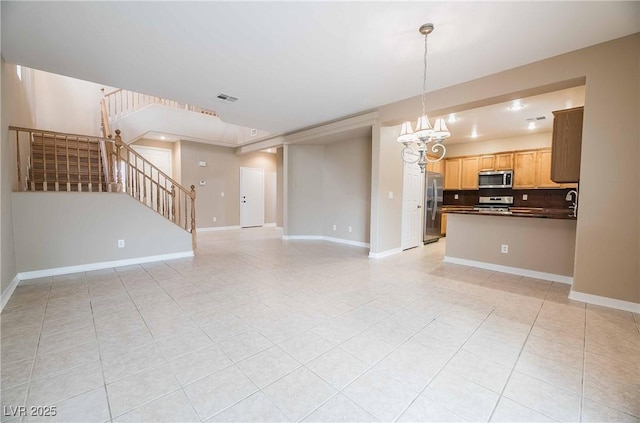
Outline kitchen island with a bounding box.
[443,209,577,283]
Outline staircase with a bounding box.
[27,131,110,192]
[10,126,197,252]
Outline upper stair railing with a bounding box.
[103,88,218,121]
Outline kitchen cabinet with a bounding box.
[441,213,448,235]
[444,158,461,190]
[536,149,562,188]
[426,158,445,174]
[495,153,514,170]
[461,157,479,189]
[479,155,495,171]
[513,151,537,188]
[551,106,583,183]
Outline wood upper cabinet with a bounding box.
[551,106,583,183]
[444,158,461,190]
[495,153,514,170]
[461,157,479,190]
[426,158,445,174]
[479,155,495,171]
[513,151,537,188]
[536,148,562,188]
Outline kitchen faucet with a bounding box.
[566,190,578,217]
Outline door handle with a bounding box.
[417,205,422,208]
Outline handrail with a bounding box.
[10,126,197,252]
[104,88,218,122]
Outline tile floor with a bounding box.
[1,227,639,423]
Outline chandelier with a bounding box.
[398,23,450,173]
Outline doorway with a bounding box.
[240,167,265,228]
[401,162,423,250]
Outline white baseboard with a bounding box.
[197,225,241,232]
[264,223,277,227]
[568,290,640,313]
[322,236,369,248]
[443,256,573,285]
[17,251,194,281]
[1,274,20,312]
[369,247,403,259]
[282,235,369,248]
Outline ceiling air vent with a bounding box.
[216,93,238,103]
[526,116,546,122]
[250,129,258,136]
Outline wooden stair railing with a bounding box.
[10,126,197,252]
[104,88,218,121]
[112,129,197,251]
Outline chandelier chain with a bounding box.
[421,31,429,119]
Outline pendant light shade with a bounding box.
[397,121,416,144]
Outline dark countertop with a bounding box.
[442,206,577,220]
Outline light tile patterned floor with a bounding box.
[1,227,639,422]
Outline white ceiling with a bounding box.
[439,85,586,144]
[2,2,638,137]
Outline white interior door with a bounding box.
[240,167,265,228]
[401,162,423,250]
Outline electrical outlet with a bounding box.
[332,224,337,231]
[522,194,528,201]
[348,226,352,233]
[213,217,217,222]
[117,239,125,248]
[454,194,459,200]
[221,192,225,197]
[501,244,509,254]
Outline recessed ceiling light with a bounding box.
[448,113,457,123]
[470,130,479,138]
[508,100,524,111]
[160,136,166,140]
[527,122,536,130]
[267,149,273,153]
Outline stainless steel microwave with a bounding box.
[478,170,513,189]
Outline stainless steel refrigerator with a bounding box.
[424,171,443,244]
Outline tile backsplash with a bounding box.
[443,188,577,209]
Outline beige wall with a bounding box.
[369,125,404,253]
[445,214,576,277]
[276,147,284,227]
[179,140,277,228]
[445,132,552,157]
[286,145,324,236]
[12,192,192,272]
[286,136,372,244]
[373,34,639,304]
[323,137,372,242]
[32,68,115,136]
[1,61,36,297]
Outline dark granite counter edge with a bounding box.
[444,209,577,220]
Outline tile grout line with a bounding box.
[19,278,53,423]
[485,282,557,423]
[115,264,204,422]
[579,305,588,423]
[393,307,497,422]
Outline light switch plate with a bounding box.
[388,191,394,199]
[198,161,207,167]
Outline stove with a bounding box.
[473,196,514,214]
